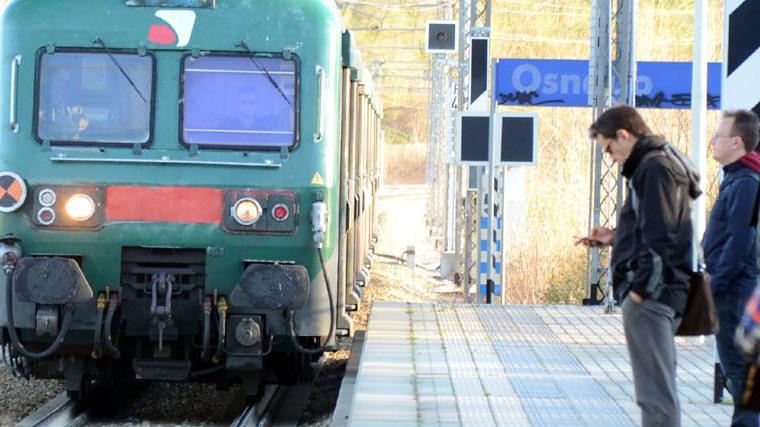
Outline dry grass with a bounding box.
[343,0,728,304]
[383,143,426,184]
[503,107,722,304]
[490,0,725,303]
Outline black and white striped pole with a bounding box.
[485,58,498,304]
[723,0,760,116]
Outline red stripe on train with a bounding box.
[105,186,224,224]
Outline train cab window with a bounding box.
[181,55,298,149]
[35,51,154,145]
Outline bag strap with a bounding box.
[749,173,760,228]
[660,144,706,272]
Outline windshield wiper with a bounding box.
[235,41,293,107]
[93,37,148,103]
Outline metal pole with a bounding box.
[456,0,469,294]
[689,0,721,402]
[446,164,456,252]
[475,171,484,303]
[464,189,474,302]
[690,0,708,269]
[585,0,636,308]
[585,0,612,304]
[485,58,497,304]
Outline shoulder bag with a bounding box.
[675,269,719,336]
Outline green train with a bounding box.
[0,0,382,396]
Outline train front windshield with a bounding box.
[181,55,298,149]
[35,51,154,145]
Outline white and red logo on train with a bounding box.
[147,10,196,47]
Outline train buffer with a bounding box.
[332,302,732,426]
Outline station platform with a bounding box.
[334,302,732,427]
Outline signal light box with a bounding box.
[456,112,490,165]
[469,38,489,110]
[496,113,538,165]
[426,21,458,53]
[456,112,538,166]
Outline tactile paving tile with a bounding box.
[475,305,635,426]
[347,302,732,427]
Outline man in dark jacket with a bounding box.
[703,109,760,427]
[577,105,699,427]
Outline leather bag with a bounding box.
[675,271,719,336]
[740,365,760,411]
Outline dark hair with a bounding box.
[723,109,760,152]
[588,104,652,139]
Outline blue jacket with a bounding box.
[703,161,760,299]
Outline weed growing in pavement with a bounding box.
[405,303,423,427]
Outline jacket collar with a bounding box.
[622,134,666,178]
[738,151,760,173]
[722,159,759,177]
[723,161,744,174]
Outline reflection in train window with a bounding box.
[36,51,154,145]
[181,55,298,149]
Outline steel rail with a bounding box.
[14,393,89,427]
[230,385,290,427]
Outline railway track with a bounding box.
[239,384,313,427]
[14,383,311,427]
[13,393,89,427]
[230,385,285,427]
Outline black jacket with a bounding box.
[611,135,700,314]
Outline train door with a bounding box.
[345,79,360,303]
[336,67,354,336]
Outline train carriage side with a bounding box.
[0,0,379,395]
[337,31,383,324]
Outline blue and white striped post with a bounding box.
[481,58,503,304]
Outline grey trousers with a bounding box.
[622,296,681,427]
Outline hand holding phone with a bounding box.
[574,226,614,247]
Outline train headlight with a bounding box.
[64,194,96,221]
[231,198,262,226]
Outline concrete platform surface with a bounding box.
[345,302,731,427]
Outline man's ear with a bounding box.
[734,137,745,151]
[615,128,630,141]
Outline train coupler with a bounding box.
[148,272,176,352]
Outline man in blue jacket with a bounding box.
[703,109,760,427]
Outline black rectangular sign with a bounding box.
[500,116,535,163]
[470,38,489,106]
[459,115,490,163]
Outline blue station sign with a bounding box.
[495,59,722,109]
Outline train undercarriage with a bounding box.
[0,241,342,398]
